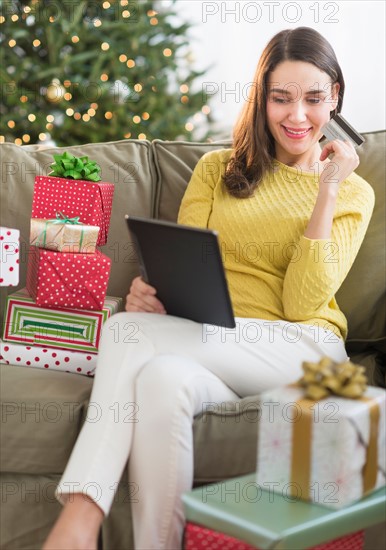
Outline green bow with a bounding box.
[49,152,101,182]
[52,212,82,225]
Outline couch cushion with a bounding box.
[0,364,92,474]
[152,139,232,222]
[0,362,260,477]
[336,131,386,348]
[0,140,157,319]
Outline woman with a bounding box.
[43,27,374,550]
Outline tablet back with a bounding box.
[126,216,235,328]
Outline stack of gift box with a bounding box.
[184,358,386,550]
[0,152,122,376]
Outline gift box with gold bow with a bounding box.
[30,213,100,254]
[256,357,386,509]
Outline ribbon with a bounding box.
[52,212,82,225]
[289,357,379,501]
[23,320,85,337]
[298,356,367,400]
[49,152,101,182]
[35,212,85,250]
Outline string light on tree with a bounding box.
[46,79,65,103]
[2,0,213,144]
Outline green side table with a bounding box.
[182,474,386,549]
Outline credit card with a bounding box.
[321,113,365,148]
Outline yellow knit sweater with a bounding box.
[177,149,375,341]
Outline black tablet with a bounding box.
[126,216,235,328]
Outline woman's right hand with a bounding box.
[125,276,166,314]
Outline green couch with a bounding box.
[0,132,385,549]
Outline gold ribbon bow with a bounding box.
[298,356,368,400]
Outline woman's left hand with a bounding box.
[319,139,360,189]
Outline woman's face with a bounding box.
[266,60,340,167]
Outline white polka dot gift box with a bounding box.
[31,176,114,247]
[0,227,20,287]
[255,370,386,510]
[2,288,122,353]
[26,246,111,310]
[0,338,97,377]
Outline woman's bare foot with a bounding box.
[42,493,104,550]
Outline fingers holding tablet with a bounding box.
[125,276,166,314]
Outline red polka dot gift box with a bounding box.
[183,523,365,550]
[0,338,97,377]
[0,227,20,287]
[31,176,114,247]
[2,288,122,353]
[26,246,111,311]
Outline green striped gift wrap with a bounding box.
[2,288,122,352]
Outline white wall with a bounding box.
[167,0,385,138]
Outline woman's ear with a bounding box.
[330,82,340,112]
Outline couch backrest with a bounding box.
[0,132,385,353]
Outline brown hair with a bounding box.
[223,27,345,198]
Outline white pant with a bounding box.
[56,312,348,549]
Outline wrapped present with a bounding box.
[0,227,20,287]
[184,523,365,550]
[256,358,386,509]
[30,213,99,254]
[26,246,111,310]
[2,288,122,352]
[0,338,97,377]
[31,153,114,246]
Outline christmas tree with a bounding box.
[0,0,214,146]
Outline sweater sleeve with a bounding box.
[177,151,223,228]
[282,181,375,321]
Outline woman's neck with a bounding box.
[275,144,329,173]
